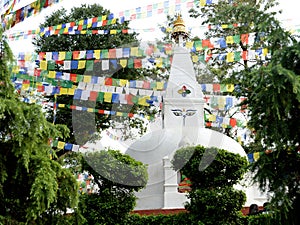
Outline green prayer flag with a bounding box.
[233,35,240,44]
[65,52,72,60]
[234,51,241,61]
[47,60,55,70]
[97,92,104,102]
[86,60,94,71]
[76,75,84,82]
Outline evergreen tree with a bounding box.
[172,145,248,225]
[0,27,78,224]
[190,0,300,224]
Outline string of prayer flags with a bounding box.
[2,0,64,30]
[247,149,273,163]
[45,101,156,120]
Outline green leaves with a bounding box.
[172,145,248,225]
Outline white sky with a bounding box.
[5,0,300,53]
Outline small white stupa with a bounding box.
[125,15,265,210]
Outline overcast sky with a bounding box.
[6,0,300,53]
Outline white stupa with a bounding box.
[125,15,266,210]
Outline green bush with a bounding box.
[124,213,203,225]
[172,145,248,225]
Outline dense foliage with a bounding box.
[78,149,148,225]
[172,145,248,225]
[0,28,78,223]
[189,1,300,224]
[243,42,300,225]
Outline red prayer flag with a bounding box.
[105,77,113,85]
[213,84,220,92]
[126,94,133,105]
[242,51,248,60]
[134,58,142,68]
[128,113,134,118]
[89,91,98,101]
[109,49,116,58]
[92,17,98,23]
[98,109,105,114]
[230,118,237,127]
[73,51,80,59]
[70,73,77,82]
[241,34,249,45]
[37,85,44,92]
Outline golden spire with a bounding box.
[171,14,189,44]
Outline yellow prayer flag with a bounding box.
[226,52,234,62]
[192,55,198,62]
[56,24,62,29]
[83,75,91,83]
[58,104,65,108]
[221,24,229,29]
[21,84,30,90]
[102,15,107,21]
[226,36,234,44]
[226,84,235,92]
[263,48,268,56]
[208,114,216,122]
[104,92,112,103]
[156,81,164,90]
[200,0,206,6]
[218,96,225,109]
[186,41,193,49]
[12,66,19,73]
[166,27,172,33]
[221,124,228,128]
[63,28,68,33]
[116,112,123,116]
[57,141,65,149]
[111,18,117,24]
[155,58,163,68]
[59,51,66,60]
[40,61,47,70]
[110,30,117,34]
[78,60,86,69]
[80,30,87,34]
[35,27,40,34]
[138,96,150,106]
[253,152,260,161]
[60,88,67,95]
[87,108,94,112]
[68,88,75,95]
[94,50,100,59]
[237,136,242,144]
[87,22,92,28]
[131,47,138,56]
[119,59,127,68]
[78,19,84,25]
[48,71,56,79]
[119,79,128,86]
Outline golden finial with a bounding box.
[171,14,189,44]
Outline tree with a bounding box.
[189,0,292,80]
[33,4,159,146]
[77,149,147,224]
[243,42,300,225]
[171,145,248,225]
[189,0,300,224]
[0,28,78,224]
